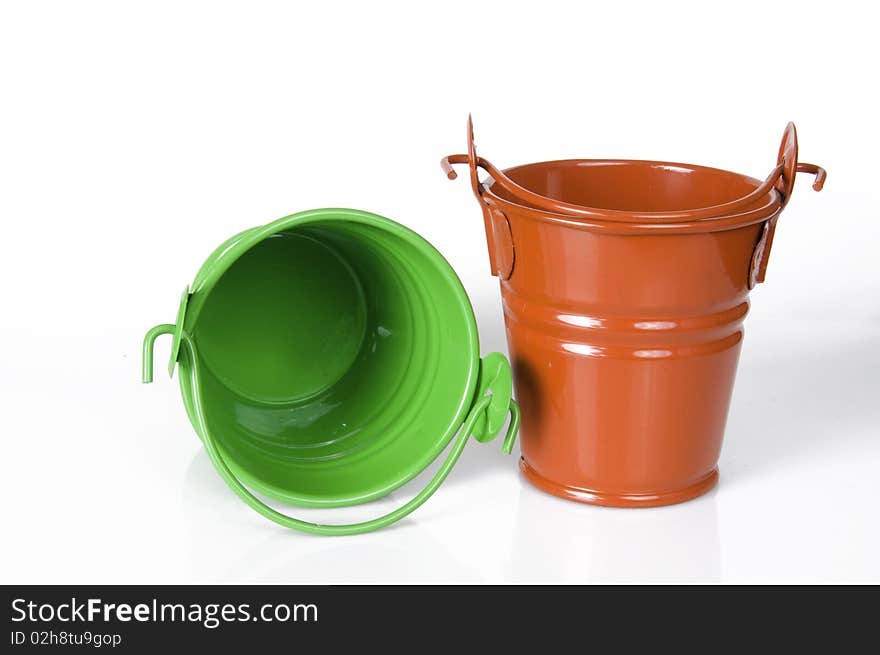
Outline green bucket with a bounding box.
[143,208,519,536]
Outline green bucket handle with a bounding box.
[142,324,520,536]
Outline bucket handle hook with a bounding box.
[142,324,520,536]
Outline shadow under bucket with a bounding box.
[443,118,826,507]
[143,208,519,535]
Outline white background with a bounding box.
[1,1,878,583]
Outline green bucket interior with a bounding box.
[181,213,479,507]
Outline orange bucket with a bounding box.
[443,118,826,507]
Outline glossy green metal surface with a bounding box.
[143,208,519,535]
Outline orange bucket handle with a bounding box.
[441,117,826,222]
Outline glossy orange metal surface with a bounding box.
[443,118,825,507]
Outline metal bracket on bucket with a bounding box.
[749,123,826,287]
[441,115,515,280]
[167,286,190,377]
[471,352,519,451]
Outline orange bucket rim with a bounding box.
[483,158,782,234]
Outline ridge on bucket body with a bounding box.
[142,208,520,535]
[443,118,826,507]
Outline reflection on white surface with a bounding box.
[180,450,484,583]
[179,445,724,583]
[180,446,723,584]
[507,484,721,583]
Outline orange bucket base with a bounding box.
[519,460,719,508]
